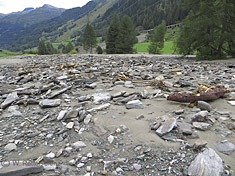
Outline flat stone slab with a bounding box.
[0,161,44,176]
[228,101,235,106]
[126,100,143,109]
[188,148,224,176]
[177,121,192,135]
[39,99,61,108]
[214,140,235,155]
[192,122,211,131]
[156,118,176,136]
[1,92,19,109]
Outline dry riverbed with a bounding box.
[0,54,234,176]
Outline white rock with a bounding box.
[69,159,76,166]
[87,103,111,113]
[1,92,19,109]
[108,135,114,144]
[43,164,56,171]
[188,148,224,176]
[77,163,85,168]
[39,99,61,108]
[84,114,92,125]
[4,143,17,151]
[87,153,92,158]
[72,141,87,148]
[86,166,92,172]
[46,152,55,159]
[92,93,111,104]
[66,122,74,129]
[126,100,143,109]
[133,163,141,171]
[57,110,67,121]
[228,101,235,106]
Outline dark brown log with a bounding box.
[167,86,227,103]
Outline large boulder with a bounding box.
[188,148,224,176]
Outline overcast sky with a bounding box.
[0,0,91,14]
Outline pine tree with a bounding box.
[46,42,57,54]
[62,42,74,54]
[82,23,97,53]
[38,39,48,55]
[106,13,121,54]
[116,15,138,54]
[148,21,166,54]
[176,0,235,59]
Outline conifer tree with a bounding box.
[82,23,97,53]
[106,13,121,54]
[116,15,138,54]
[148,21,166,54]
[62,42,74,54]
[38,39,48,55]
[176,0,235,59]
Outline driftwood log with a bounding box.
[167,86,227,103]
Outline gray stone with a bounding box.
[78,95,91,102]
[1,92,19,109]
[174,109,184,115]
[188,148,224,176]
[214,140,235,155]
[193,139,207,149]
[177,122,192,135]
[133,164,141,171]
[92,93,111,104]
[228,101,235,106]
[57,110,67,121]
[126,100,143,109]
[4,143,17,152]
[111,91,126,98]
[192,122,211,131]
[46,152,55,159]
[66,122,74,129]
[48,86,72,99]
[156,118,176,136]
[65,110,79,119]
[192,111,208,122]
[72,141,87,149]
[87,103,111,113]
[124,81,135,88]
[86,83,97,89]
[43,164,56,171]
[39,99,61,108]
[197,101,214,111]
[0,161,44,176]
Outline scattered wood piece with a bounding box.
[167,86,227,103]
[115,74,168,88]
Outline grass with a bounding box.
[0,49,21,58]
[134,41,176,54]
[0,49,35,58]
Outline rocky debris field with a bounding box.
[0,54,234,176]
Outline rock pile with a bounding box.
[0,54,234,176]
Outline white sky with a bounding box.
[0,0,91,14]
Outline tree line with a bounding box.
[38,0,235,60]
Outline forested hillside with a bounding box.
[93,0,187,37]
[0,0,188,51]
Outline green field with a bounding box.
[0,49,35,58]
[0,49,20,58]
[134,41,176,54]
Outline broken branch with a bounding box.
[167,86,227,103]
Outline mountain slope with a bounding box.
[0,0,188,51]
[93,0,188,37]
[43,0,118,43]
[0,4,65,27]
[0,1,99,50]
